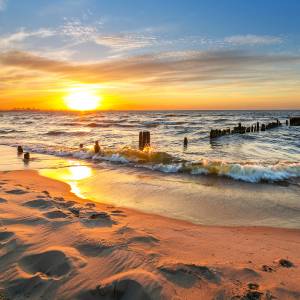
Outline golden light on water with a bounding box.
[39,164,92,198]
[64,87,102,111]
[62,165,92,181]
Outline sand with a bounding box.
[0,170,300,300]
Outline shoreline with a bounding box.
[1,144,300,229]
[1,169,300,299]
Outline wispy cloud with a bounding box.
[60,19,101,42]
[1,49,299,86]
[94,34,157,51]
[61,19,157,52]
[0,28,55,49]
[224,34,282,46]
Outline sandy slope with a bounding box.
[0,170,300,300]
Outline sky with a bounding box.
[0,0,300,110]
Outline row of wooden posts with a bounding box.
[209,118,297,139]
[140,117,300,148]
[17,117,300,157]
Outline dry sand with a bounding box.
[0,170,300,300]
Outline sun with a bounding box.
[64,90,102,111]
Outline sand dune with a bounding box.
[0,170,300,299]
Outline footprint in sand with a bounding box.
[158,263,220,287]
[75,240,114,257]
[77,270,167,300]
[5,248,86,299]
[19,250,72,278]
[0,197,7,203]
[23,198,54,210]
[43,210,69,220]
[5,189,28,195]
[80,211,116,228]
[128,235,159,245]
[5,275,54,300]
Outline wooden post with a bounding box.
[256,122,260,131]
[261,124,266,131]
[17,146,23,154]
[139,131,151,150]
[145,131,151,148]
[183,137,188,147]
[290,117,300,126]
[139,131,143,150]
[24,152,30,160]
[238,123,242,133]
[286,119,289,126]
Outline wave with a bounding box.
[4,142,299,184]
[61,122,83,126]
[0,129,25,134]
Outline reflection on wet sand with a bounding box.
[40,163,93,198]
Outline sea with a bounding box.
[0,110,300,228]
[0,110,299,183]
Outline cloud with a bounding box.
[60,19,100,42]
[61,19,156,52]
[94,34,157,51]
[224,34,282,46]
[0,28,55,49]
[0,49,299,87]
[0,0,7,11]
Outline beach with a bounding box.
[0,147,300,299]
[1,0,300,298]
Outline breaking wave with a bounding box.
[5,143,300,184]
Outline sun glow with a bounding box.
[64,89,102,111]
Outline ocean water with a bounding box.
[0,110,299,184]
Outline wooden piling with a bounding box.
[24,152,30,160]
[17,146,23,154]
[183,137,188,147]
[139,131,151,150]
[290,117,300,126]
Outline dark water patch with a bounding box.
[45,130,88,136]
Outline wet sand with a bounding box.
[0,169,300,299]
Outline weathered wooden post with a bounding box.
[145,131,150,148]
[290,117,300,126]
[238,123,242,133]
[17,146,23,154]
[256,122,260,131]
[139,131,143,150]
[24,152,30,160]
[261,124,266,131]
[139,131,151,150]
[183,137,188,147]
[286,119,289,126]
[94,141,100,154]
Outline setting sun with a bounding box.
[64,90,102,111]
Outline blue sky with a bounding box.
[0,0,299,109]
[1,0,300,60]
